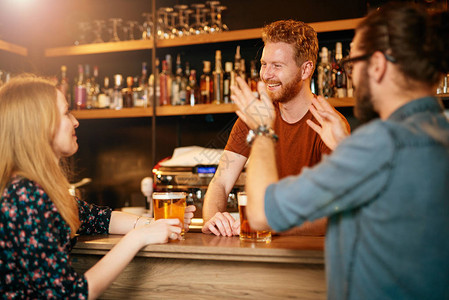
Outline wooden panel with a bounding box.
[156,103,238,116]
[71,253,326,299]
[0,39,28,56]
[310,18,364,32]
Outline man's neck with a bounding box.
[278,87,315,124]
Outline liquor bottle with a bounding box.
[159,60,170,106]
[84,64,93,109]
[98,76,111,109]
[90,65,100,108]
[74,64,87,110]
[234,45,242,77]
[165,54,174,103]
[317,47,333,98]
[135,62,149,107]
[200,60,213,104]
[186,69,200,106]
[111,74,123,110]
[213,50,224,104]
[332,42,347,98]
[171,54,183,105]
[249,60,259,96]
[123,76,134,108]
[180,61,190,105]
[58,65,71,107]
[223,62,232,103]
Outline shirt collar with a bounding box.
[388,97,444,122]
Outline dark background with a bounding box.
[0,0,446,208]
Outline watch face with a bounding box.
[246,129,256,145]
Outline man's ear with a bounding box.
[368,51,388,82]
[301,61,314,80]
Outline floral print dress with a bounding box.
[0,176,112,299]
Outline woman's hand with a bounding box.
[183,205,196,233]
[231,78,275,129]
[306,96,350,150]
[134,218,182,246]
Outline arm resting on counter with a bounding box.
[202,150,247,236]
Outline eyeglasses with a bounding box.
[340,52,396,77]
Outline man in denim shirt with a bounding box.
[231,3,449,300]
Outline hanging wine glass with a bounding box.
[190,3,206,35]
[201,8,211,33]
[92,20,105,43]
[207,1,221,33]
[157,7,173,40]
[169,11,179,39]
[174,5,190,37]
[141,12,153,40]
[109,18,123,42]
[216,6,229,31]
[126,20,139,40]
[74,21,90,45]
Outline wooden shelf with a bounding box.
[45,39,153,57]
[71,100,354,120]
[44,18,363,57]
[0,40,28,56]
[71,107,153,119]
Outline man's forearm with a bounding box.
[202,181,230,222]
[246,135,278,230]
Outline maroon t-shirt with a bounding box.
[225,102,348,178]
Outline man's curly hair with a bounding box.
[262,20,318,71]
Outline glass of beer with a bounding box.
[238,192,271,243]
[153,192,186,238]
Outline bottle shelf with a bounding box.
[44,18,363,57]
[0,39,28,56]
[71,98,354,120]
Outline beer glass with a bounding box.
[153,192,186,238]
[238,192,271,243]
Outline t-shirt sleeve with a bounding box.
[77,200,112,235]
[224,118,251,157]
[265,121,395,232]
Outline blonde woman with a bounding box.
[0,75,195,299]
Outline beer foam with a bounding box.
[152,192,186,200]
[237,192,247,206]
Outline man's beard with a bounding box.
[354,65,379,124]
[265,70,302,103]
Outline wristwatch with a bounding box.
[246,125,278,146]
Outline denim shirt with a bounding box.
[265,97,449,300]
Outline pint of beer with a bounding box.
[238,192,271,243]
[153,192,186,237]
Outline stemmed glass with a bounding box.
[190,3,206,35]
[169,11,179,38]
[74,21,90,45]
[216,6,229,31]
[92,20,105,43]
[157,7,173,39]
[207,1,221,33]
[201,8,211,33]
[109,18,123,42]
[142,12,153,40]
[174,5,190,37]
[126,20,139,40]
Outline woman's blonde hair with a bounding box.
[0,74,80,237]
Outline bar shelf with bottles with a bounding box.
[44,18,363,57]
[0,39,28,56]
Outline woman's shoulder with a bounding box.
[3,175,49,205]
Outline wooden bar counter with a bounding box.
[71,233,326,299]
